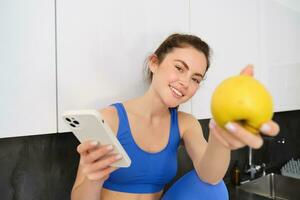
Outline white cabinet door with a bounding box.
[259,0,300,112]
[57,0,190,132]
[0,0,56,138]
[190,0,260,119]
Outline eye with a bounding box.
[192,78,201,84]
[175,64,184,72]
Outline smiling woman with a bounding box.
[145,34,210,84]
[148,46,208,108]
[70,33,215,200]
[144,34,210,109]
[70,33,279,200]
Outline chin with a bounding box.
[160,89,189,108]
[163,98,183,108]
[169,104,180,109]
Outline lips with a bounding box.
[169,85,184,98]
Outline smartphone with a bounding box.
[62,109,131,168]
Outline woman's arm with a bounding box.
[180,113,230,185]
[181,112,279,185]
[71,162,104,200]
[71,141,120,200]
[182,65,280,184]
[71,107,121,200]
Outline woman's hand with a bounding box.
[77,141,122,183]
[209,65,280,150]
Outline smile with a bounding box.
[170,86,184,98]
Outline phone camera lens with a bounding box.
[73,120,80,125]
[70,123,76,128]
[66,118,71,122]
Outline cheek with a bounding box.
[156,67,175,82]
[165,69,180,82]
[168,74,179,83]
[188,85,199,97]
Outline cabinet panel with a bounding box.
[190,0,260,119]
[57,0,189,132]
[259,0,300,112]
[0,0,56,138]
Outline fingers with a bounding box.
[210,120,245,150]
[86,166,118,181]
[259,121,280,136]
[83,144,114,164]
[210,118,280,150]
[225,122,263,149]
[76,141,122,182]
[77,140,99,154]
[82,153,121,182]
[83,154,122,174]
[240,64,254,76]
[210,120,277,150]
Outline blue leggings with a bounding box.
[162,170,229,200]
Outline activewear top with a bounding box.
[103,103,181,193]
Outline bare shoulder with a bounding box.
[99,106,119,135]
[177,111,203,137]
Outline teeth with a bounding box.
[170,86,183,97]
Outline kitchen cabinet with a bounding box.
[1,0,299,138]
[190,0,300,119]
[56,0,190,132]
[190,0,260,119]
[0,0,56,138]
[259,0,300,112]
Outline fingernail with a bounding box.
[225,122,236,133]
[107,145,113,150]
[209,119,216,129]
[115,154,122,160]
[260,124,271,133]
[90,141,99,146]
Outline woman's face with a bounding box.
[150,46,208,108]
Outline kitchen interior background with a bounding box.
[1,110,299,199]
[1,0,300,199]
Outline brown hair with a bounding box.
[145,33,211,83]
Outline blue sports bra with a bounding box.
[103,103,181,193]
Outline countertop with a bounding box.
[227,167,282,199]
[227,183,270,200]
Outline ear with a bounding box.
[148,54,159,73]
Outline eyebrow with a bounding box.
[174,59,204,78]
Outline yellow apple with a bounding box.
[211,75,273,134]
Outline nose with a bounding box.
[179,76,189,88]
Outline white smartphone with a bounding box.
[62,109,131,168]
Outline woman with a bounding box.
[71,34,279,200]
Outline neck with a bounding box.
[126,86,170,119]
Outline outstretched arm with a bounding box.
[182,65,280,184]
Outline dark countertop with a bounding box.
[227,184,270,200]
[226,169,280,200]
